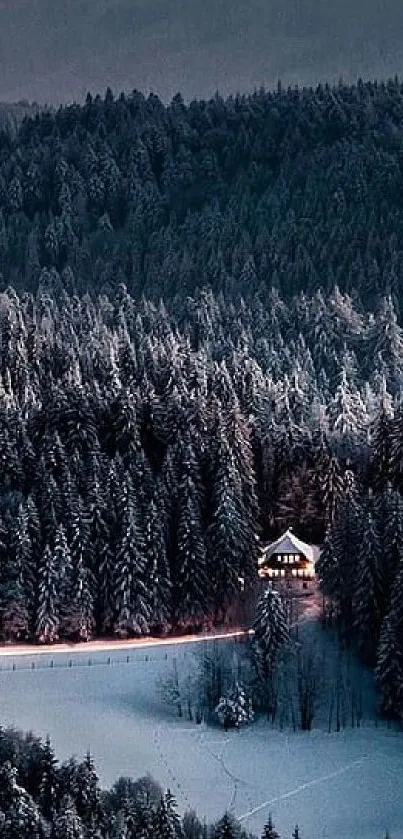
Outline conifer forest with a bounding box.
[1,81,403,713]
[0,78,403,837]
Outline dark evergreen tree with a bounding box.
[261,813,280,839]
[353,508,383,663]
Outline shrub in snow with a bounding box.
[215,681,253,729]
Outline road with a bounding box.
[0,586,321,659]
[0,628,254,658]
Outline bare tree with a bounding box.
[296,643,324,731]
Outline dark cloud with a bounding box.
[0,0,403,104]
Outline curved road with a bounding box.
[0,628,253,658]
[0,587,321,659]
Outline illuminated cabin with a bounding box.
[258,529,315,588]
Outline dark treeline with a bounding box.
[317,481,403,720]
[1,79,403,303]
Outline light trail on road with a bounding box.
[0,628,255,659]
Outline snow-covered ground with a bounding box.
[0,633,402,838]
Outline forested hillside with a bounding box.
[1,79,403,301]
[0,102,45,141]
[1,81,403,712]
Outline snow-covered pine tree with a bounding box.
[38,735,59,821]
[35,544,60,643]
[50,795,85,839]
[12,500,35,615]
[215,681,254,729]
[207,432,252,621]
[222,401,260,587]
[376,486,403,601]
[329,367,367,457]
[212,811,245,839]
[143,494,172,632]
[261,813,280,839]
[65,498,95,641]
[113,481,151,637]
[253,585,290,681]
[318,452,345,529]
[0,760,44,839]
[370,295,403,393]
[353,507,383,663]
[370,378,394,491]
[73,751,102,831]
[84,461,112,634]
[164,789,184,839]
[375,561,403,716]
[317,478,361,635]
[173,480,209,629]
[152,794,177,839]
[389,403,403,492]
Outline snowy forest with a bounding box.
[1,80,403,717]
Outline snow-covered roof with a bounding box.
[258,529,314,565]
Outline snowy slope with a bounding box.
[0,640,402,838]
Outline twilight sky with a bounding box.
[0,0,403,105]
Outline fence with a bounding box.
[0,649,183,673]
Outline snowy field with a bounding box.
[0,634,402,839]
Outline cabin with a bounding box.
[258,529,316,589]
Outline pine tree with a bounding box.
[253,585,290,680]
[51,795,85,839]
[207,437,250,620]
[35,544,60,643]
[215,681,253,729]
[318,453,345,528]
[143,495,172,632]
[390,404,403,492]
[173,479,209,629]
[113,487,151,637]
[212,811,244,839]
[38,735,59,821]
[261,813,280,839]
[371,380,394,490]
[74,751,102,831]
[153,794,177,839]
[317,484,361,635]
[0,761,44,839]
[64,499,94,641]
[375,563,403,716]
[377,486,403,600]
[353,508,383,663]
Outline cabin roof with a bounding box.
[258,529,315,565]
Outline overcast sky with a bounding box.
[0,0,403,105]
